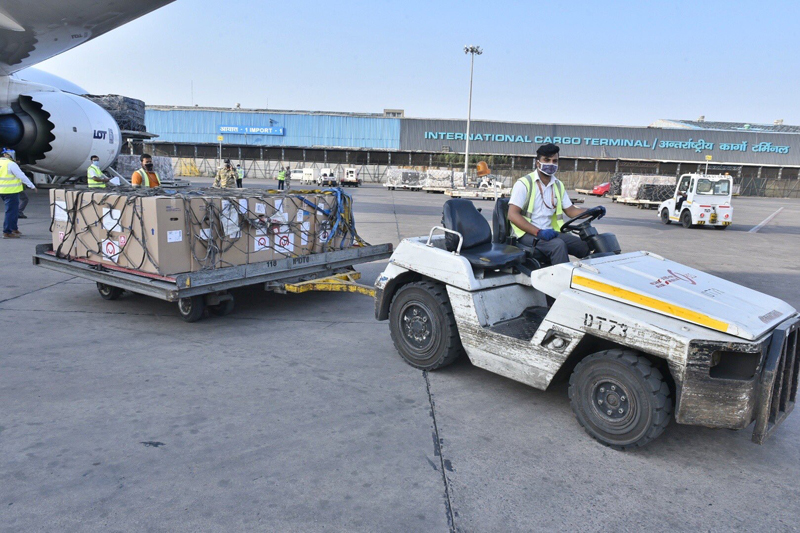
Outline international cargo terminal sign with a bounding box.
[401,118,800,165]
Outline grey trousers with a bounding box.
[519,232,589,265]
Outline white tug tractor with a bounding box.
[375,198,798,449]
[658,173,733,229]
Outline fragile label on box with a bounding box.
[167,230,183,243]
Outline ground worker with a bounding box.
[236,164,245,188]
[87,155,110,188]
[507,143,605,264]
[0,148,37,239]
[213,159,237,188]
[277,166,288,190]
[131,153,161,188]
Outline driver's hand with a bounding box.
[596,205,606,219]
[538,229,558,241]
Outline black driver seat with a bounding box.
[442,199,526,269]
[492,197,550,266]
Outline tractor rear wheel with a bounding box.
[681,210,693,228]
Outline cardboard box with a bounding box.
[245,197,276,264]
[187,197,248,270]
[49,189,78,257]
[271,196,299,258]
[313,194,353,252]
[69,190,102,260]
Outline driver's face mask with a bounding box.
[539,161,558,176]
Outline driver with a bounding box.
[507,143,605,264]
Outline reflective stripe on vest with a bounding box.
[510,172,565,238]
[278,171,286,181]
[138,168,160,187]
[0,159,23,194]
[87,164,106,188]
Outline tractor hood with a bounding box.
[537,251,796,341]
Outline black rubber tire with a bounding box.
[569,349,672,450]
[97,283,123,301]
[178,295,205,323]
[714,225,727,230]
[681,210,693,228]
[388,281,464,370]
[660,208,671,225]
[209,296,235,317]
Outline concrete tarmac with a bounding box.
[2,182,799,531]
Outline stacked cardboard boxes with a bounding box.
[49,189,355,275]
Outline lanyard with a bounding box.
[536,179,556,209]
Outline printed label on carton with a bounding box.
[254,202,267,215]
[301,221,310,246]
[200,228,213,241]
[167,230,183,243]
[58,231,65,242]
[101,239,120,263]
[119,234,127,247]
[274,226,294,254]
[220,200,241,238]
[54,201,68,222]
[102,208,122,232]
[253,230,270,252]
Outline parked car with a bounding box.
[591,182,611,196]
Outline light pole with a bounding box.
[463,45,482,187]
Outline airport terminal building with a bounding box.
[143,106,800,194]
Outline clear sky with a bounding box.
[36,0,800,126]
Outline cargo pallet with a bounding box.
[445,187,511,200]
[33,243,393,322]
[422,187,449,194]
[384,184,422,191]
[610,196,660,209]
[575,188,593,195]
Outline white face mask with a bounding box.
[91,160,99,166]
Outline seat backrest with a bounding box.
[492,197,511,244]
[442,199,491,252]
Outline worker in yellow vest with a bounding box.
[1,148,37,239]
[131,153,161,188]
[507,143,604,264]
[277,166,288,190]
[87,155,110,188]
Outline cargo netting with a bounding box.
[49,187,366,275]
[620,174,677,199]
[385,169,423,187]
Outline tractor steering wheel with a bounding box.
[560,206,605,233]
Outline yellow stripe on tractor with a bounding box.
[572,275,730,333]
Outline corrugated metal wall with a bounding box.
[146,109,401,149]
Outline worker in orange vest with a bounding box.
[131,153,161,188]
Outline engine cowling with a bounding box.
[0,91,121,176]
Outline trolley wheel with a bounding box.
[97,283,124,301]
[209,295,235,317]
[178,295,205,322]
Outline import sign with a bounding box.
[218,125,285,136]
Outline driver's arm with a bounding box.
[563,205,586,218]
[508,204,541,236]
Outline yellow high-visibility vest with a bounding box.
[0,158,23,194]
[510,172,565,238]
[137,168,160,187]
[87,164,106,188]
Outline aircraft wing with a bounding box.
[0,0,175,76]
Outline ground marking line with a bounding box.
[749,207,784,233]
